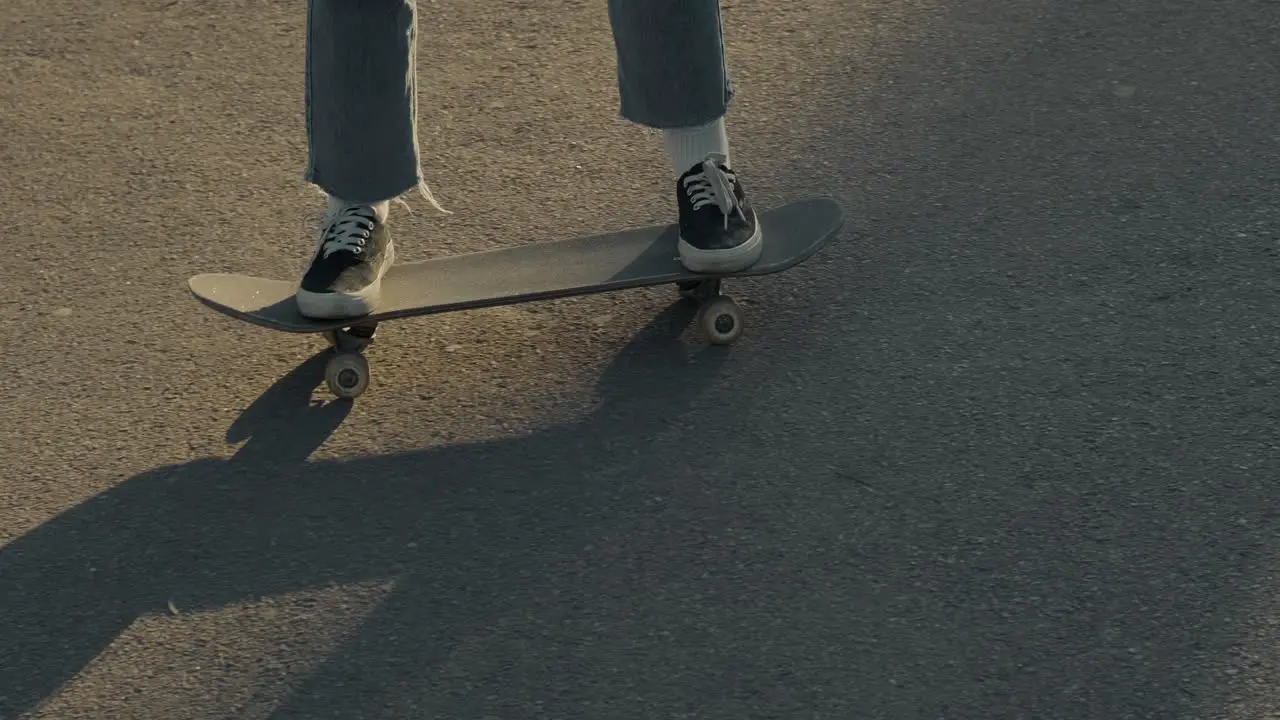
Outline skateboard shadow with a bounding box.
[224,351,354,462]
[0,299,726,718]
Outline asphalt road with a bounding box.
[2,0,1279,718]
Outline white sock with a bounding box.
[662,117,731,178]
[327,195,390,223]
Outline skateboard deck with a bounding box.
[188,196,844,334]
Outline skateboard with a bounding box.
[188,196,844,399]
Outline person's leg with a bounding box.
[299,0,442,319]
[607,0,761,273]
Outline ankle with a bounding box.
[327,195,390,223]
[663,118,731,178]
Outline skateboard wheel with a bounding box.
[699,296,743,346]
[325,352,370,399]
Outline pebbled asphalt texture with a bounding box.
[1,0,1278,718]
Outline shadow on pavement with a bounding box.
[0,301,730,718]
[5,0,1280,717]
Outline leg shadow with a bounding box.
[0,298,724,718]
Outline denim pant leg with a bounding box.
[304,0,422,204]
[303,0,733,203]
[608,0,734,129]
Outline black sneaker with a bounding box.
[675,153,763,273]
[296,204,395,319]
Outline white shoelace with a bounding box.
[319,206,377,259]
[681,154,748,228]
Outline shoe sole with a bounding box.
[296,243,395,320]
[296,282,383,319]
[677,217,764,274]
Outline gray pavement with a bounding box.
[2,0,1278,718]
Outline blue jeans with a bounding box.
[304,0,735,205]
